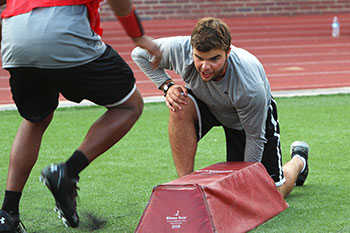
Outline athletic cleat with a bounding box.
[40,163,80,228]
[0,209,26,233]
[290,141,310,186]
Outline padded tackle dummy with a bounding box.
[135,162,288,233]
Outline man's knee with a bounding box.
[129,90,144,118]
[114,88,143,115]
[169,97,197,122]
[27,112,54,132]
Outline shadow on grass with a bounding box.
[79,211,107,231]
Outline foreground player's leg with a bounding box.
[40,89,144,227]
[1,113,53,233]
[6,114,53,192]
[77,89,144,162]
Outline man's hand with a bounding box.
[106,0,162,68]
[165,85,188,112]
[132,36,162,69]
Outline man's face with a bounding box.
[193,48,230,82]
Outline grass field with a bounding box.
[0,94,349,233]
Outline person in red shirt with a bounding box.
[0,0,161,232]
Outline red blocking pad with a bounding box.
[135,162,288,233]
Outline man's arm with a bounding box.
[106,0,132,16]
[106,0,161,68]
[132,36,193,88]
[237,87,269,162]
[131,38,171,88]
[132,36,191,111]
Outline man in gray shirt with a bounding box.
[132,17,310,199]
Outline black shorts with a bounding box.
[189,90,285,185]
[7,45,135,122]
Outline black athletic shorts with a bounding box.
[7,45,135,122]
[188,90,285,186]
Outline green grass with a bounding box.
[0,94,350,232]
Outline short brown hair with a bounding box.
[191,17,231,52]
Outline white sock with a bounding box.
[294,154,306,173]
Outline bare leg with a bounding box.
[78,89,144,162]
[6,113,53,192]
[168,96,198,177]
[277,156,304,198]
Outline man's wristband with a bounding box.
[162,81,175,96]
[116,7,144,38]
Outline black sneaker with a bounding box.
[40,163,79,228]
[0,209,26,233]
[290,141,310,186]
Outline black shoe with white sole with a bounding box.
[290,141,310,186]
[0,209,26,233]
[40,163,79,228]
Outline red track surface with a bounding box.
[0,14,349,104]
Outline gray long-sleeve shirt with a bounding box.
[132,36,271,162]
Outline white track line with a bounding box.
[1,87,350,112]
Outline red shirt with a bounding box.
[1,0,103,36]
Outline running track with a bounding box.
[0,14,349,106]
